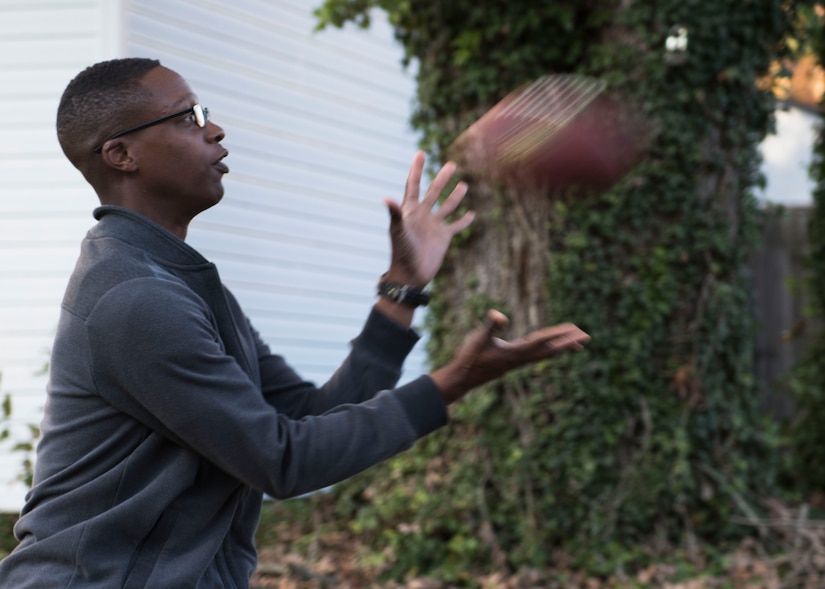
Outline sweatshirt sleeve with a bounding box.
[85,278,449,499]
[253,307,425,418]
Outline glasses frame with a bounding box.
[93,104,209,153]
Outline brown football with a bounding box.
[449,75,651,194]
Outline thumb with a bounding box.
[383,197,403,226]
[462,309,508,359]
[483,309,509,336]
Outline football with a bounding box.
[449,75,651,194]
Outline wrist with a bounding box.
[376,274,430,308]
[430,364,467,405]
[381,266,428,290]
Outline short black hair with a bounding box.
[57,58,161,164]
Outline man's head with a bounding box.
[57,58,229,235]
[57,58,161,171]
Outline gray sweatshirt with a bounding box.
[0,206,447,588]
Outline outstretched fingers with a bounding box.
[526,323,591,358]
[437,178,469,215]
[446,210,476,236]
[421,160,459,209]
[402,150,426,207]
[432,166,474,234]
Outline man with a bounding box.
[0,58,589,588]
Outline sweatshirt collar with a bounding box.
[92,205,212,268]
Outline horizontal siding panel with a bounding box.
[218,150,404,213]
[211,264,370,304]
[194,205,386,260]
[0,310,59,335]
[216,124,411,193]
[0,159,85,187]
[1,131,62,159]
[190,237,385,287]
[0,99,64,128]
[251,320,364,350]
[0,368,49,400]
[0,190,96,214]
[0,335,57,364]
[237,338,349,369]
[0,66,81,98]
[0,251,79,276]
[0,37,103,68]
[129,1,408,97]
[229,291,375,326]
[201,182,387,233]
[0,3,99,37]
[0,270,75,286]
[0,218,96,245]
[208,96,414,167]
[0,306,62,333]
[180,0,402,62]
[0,277,69,305]
[223,280,378,310]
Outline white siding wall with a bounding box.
[123,0,425,385]
[0,0,123,512]
[0,0,423,512]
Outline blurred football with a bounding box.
[449,75,651,194]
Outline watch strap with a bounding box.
[376,277,430,308]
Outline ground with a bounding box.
[249,541,821,589]
[248,497,825,589]
[2,501,823,588]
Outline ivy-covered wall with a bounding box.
[310,0,812,581]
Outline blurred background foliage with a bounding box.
[305,0,825,583]
[787,4,825,493]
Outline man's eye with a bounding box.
[178,111,196,125]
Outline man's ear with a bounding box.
[99,139,138,172]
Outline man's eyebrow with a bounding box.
[167,95,198,111]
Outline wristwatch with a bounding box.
[376,276,430,308]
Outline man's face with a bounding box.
[126,66,229,219]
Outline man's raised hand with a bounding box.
[383,151,475,288]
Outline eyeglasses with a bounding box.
[93,104,210,153]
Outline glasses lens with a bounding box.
[193,105,208,128]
